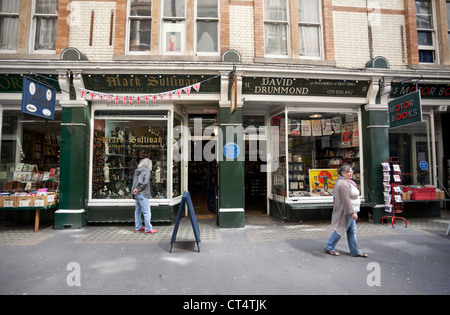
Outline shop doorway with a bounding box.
[188,140,218,217]
[245,139,267,214]
[187,113,219,217]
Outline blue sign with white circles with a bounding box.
[419,161,428,170]
[21,76,56,120]
[223,142,240,160]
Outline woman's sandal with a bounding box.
[354,252,368,258]
[324,248,340,256]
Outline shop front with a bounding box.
[242,75,375,221]
[78,74,222,225]
[0,73,61,229]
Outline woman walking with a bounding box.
[324,164,367,257]
[132,158,158,234]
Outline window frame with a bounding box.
[0,1,20,52]
[415,0,438,64]
[297,0,323,59]
[263,0,291,58]
[194,0,220,56]
[161,0,186,55]
[30,0,59,54]
[126,0,153,54]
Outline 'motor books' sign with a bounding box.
[388,90,422,128]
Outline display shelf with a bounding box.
[381,158,407,227]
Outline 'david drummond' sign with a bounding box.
[242,77,371,97]
[21,76,56,120]
[388,90,422,128]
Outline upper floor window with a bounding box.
[162,0,185,54]
[0,0,20,51]
[415,0,436,63]
[298,0,322,58]
[128,0,152,52]
[264,0,289,57]
[196,0,219,55]
[32,0,59,52]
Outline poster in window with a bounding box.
[309,169,338,194]
[311,119,322,136]
[321,119,333,136]
[341,122,353,148]
[163,23,185,53]
[331,116,342,133]
[351,121,359,147]
[301,120,311,136]
[289,118,301,135]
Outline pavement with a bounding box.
[0,210,449,300]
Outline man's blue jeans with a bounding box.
[325,214,362,256]
[134,194,152,232]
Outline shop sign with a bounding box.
[419,161,428,171]
[21,76,56,120]
[390,82,450,99]
[242,77,370,97]
[388,91,422,129]
[0,74,60,93]
[83,74,220,94]
[223,142,240,160]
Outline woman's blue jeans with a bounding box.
[325,214,362,256]
[134,194,152,232]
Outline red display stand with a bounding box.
[381,158,407,228]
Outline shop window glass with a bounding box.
[173,116,182,198]
[92,112,168,200]
[0,111,61,193]
[389,115,432,186]
[270,113,286,198]
[271,112,360,199]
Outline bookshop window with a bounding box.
[92,111,168,200]
[0,111,61,191]
[273,111,360,198]
[389,114,432,186]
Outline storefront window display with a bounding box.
[271,111,360,199]
[92,111,170,200]
[0,110,61,197]
[389,114,433,186]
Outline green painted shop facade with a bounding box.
[0,68,448,229]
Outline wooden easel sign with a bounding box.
[170,191,201,253]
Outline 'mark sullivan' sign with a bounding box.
[388,90,422,128]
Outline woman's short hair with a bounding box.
[138,158,153,170]
[338,164,353,175]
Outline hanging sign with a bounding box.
[21,76,56,120]
[388,90,422,128]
